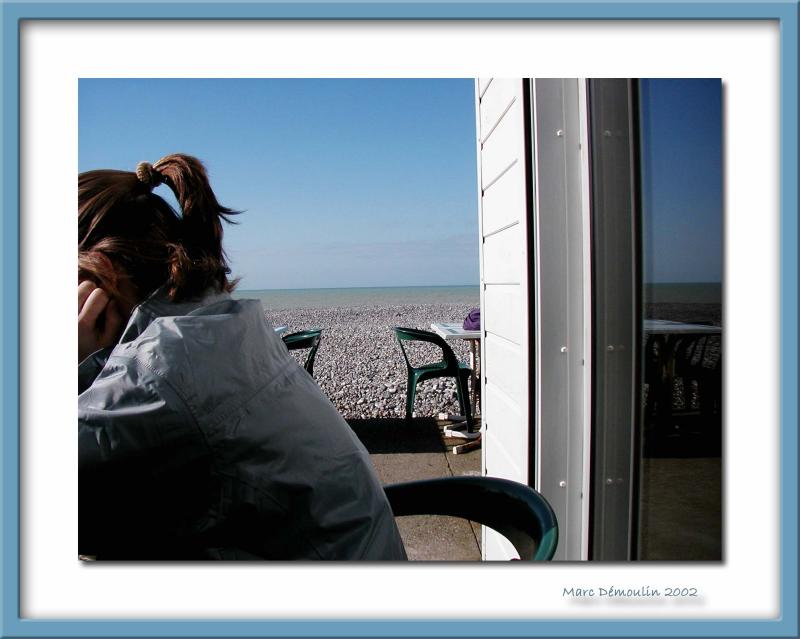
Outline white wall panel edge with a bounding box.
[577,79,593,560]
[475,78,489,559]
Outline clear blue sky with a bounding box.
[79,79,479,290]
[79,78,722,290]
[640,78,722,284]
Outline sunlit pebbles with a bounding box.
[264,303,476,420]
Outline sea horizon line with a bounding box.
[237,284,479,292]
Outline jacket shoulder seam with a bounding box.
[204,357,298,432]
[126,354,219,468]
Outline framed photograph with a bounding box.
[2,1,797,637]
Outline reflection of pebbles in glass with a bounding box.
[644,302,722,413]
[645,302,722,327]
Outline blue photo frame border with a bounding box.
[2,2,797,637]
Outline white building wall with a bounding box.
[476,78,592,561]
[530,79,591,561]
[475,78,532,561]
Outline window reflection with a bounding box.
[637,79,723,560]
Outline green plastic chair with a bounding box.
[384,476,559,560]
[282,329,323,377]
[393,326,474,432]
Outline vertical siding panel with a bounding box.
[532,79,590,560]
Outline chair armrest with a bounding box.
[384,476,558,560]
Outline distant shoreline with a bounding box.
[235,285,480,311]
[237,284,478,295]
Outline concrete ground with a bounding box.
[347,417,482,561]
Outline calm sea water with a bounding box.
[235,283,718,310]
[233,285,480,310]
[645,282,722,305]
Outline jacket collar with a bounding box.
[118,285,231,345]
[79,285,232,394]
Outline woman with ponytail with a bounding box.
[78,154,406,560]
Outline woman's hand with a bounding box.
[78,280,123,363]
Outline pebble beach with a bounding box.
[263,303,478,420]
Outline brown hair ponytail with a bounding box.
[78,154,239,306]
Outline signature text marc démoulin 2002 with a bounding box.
[563,586,699,598]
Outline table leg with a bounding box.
[434,334,483,453]
[468,339,480,416]
[446,338,481,453]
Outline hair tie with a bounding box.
[135,161,163,190]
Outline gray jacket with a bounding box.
[78,289,406,560]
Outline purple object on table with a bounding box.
[463,308,480,331]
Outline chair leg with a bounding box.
[455,374,473,433]
[405,374,417,422]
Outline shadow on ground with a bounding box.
[347,416,483,561]
[347,417,445,455]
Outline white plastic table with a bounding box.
[644,319,721,335]
[429,322,481,341]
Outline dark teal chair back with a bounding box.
[282,329,323,377]
[393,326,474,432]
[385,476,558,560]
